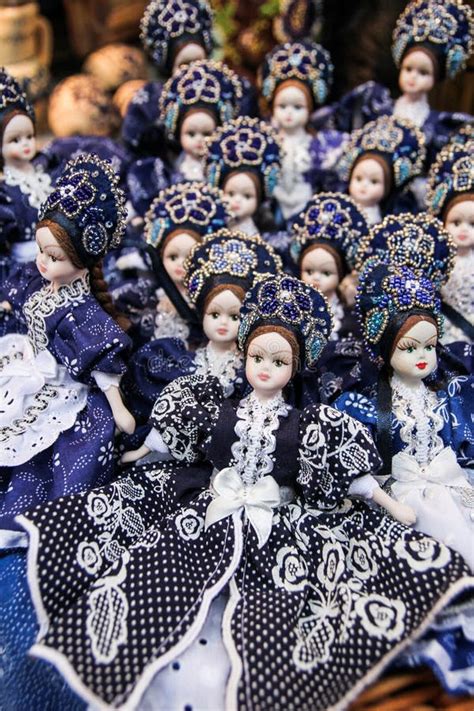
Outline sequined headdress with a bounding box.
[427,140,474,218]
[0,67,34,126]
[145,182,231,250]
[159,60,243,140]
[339,116,425,189]
[357,262,443,365]
[290,192,369,272]
[184,229,282,313]
[356,212,455,290]
[140,0,214,75]
[238,275,333,369]
[392,0,474,80]
[205,116,282,200]
[39,153,127,267]
[259,41,333,109]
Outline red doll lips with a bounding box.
[217,328,228,335]
[258,373,270,381]
[416,362,427,370]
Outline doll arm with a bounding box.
[348,473,416,525]
[95,374,135,435]
[120,427,171,464]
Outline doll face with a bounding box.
[444,199,474,252]
[349,158,385,208]
[399,50,435,99]
[180,110,216,159]
[172,42,207,75]
[224,172,258,221]
[36,227,86,286]
[390,320,437,383]
[202,289,242,346]
[162,232,197,286]
[246,331,293,399]
[300,247,339,298]
[2,114,36,168]
[273,85,310,132]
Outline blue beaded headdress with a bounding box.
[290,192,368,272]
[392,0,474,80]
[159,60,243,140]
[39,153,126,267]
[338,116,425,189]
[145,182,231,251]
[184,229,282,312]
[259,41,333,108]
[357,262,443,365]
[356,212,455,289]
[140,0,214,75]
[205,116,282,200]
[238,275,333,369]
[427,140,474,218]
[274,0,322,42]
[0,68,34,126]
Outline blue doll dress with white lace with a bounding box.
[0,263,131,547]
[0,370,470,710]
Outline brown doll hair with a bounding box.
[273,79,315,113]
[390,313,438,360]
[36,218,130,332]
[245,324,300,376]
[0,109,35,171]
[203,283,246,313]
[161,228,200,254]
[351,152,392,199]
[402,45,439,83]
[223,169,262,206]
[442,193,474,222]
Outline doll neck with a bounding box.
[278,124,310,142]
[4,157,36,176]
[50,270,89,293]
[390,370,429,393]
[179,152,204,181]
[394,93,430,127]
[360,203,382,225]
[207,338,238,356]
[248,387,285,407]
[230,215,258,236]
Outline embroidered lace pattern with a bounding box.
[3,164,52,209]
[391,374,444,467]
[24,275,91,355]
[0,385,58,443]
[328,294,344,340]
[193,344,242,397]
[393,95,430,128]
[441,253,474,343]
[153,289,191,343]
[230,391,291,486]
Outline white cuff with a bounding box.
[92,371,121,392]
[144,428,170,454]
[348,474,380,500]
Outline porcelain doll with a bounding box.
[339,115,426,225]
[204,116,282,238]
[427,139,474,344]
[0,154,135,548]
[335,259,473,569]
[6,274,472,711]
[0,69,53,280]
[259,41,333,222]
[121,228,282,448]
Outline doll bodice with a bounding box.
[393,94,430,128]
[3,163,52,210]
[193,344,243,397]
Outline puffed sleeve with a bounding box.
[149,374,224,464]
[297,403,382,509]
[52,299,131,385]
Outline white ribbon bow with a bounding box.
[205,467,281,548]
[392,446,469,488]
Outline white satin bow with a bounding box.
[392,446,468,488]
[205,467,281,548]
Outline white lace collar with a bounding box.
[3,163,52,209]
[328,293,344,340]
[193,343,242,397]
[393,94,430,127]
[230,216,258,236]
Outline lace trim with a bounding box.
[3,164,53,209]
[0,384,58,443]
[153,288,191,343]
[393,95,430,128]
[363,204,382,226]
[230,391,291,486]
[24,275,91,354]
[328,294,344,340]
[441,254,474,324]
[391,374,444,467]
[193,344,242,397]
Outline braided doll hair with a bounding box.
[36,218,130,332]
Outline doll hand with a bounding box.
[0,300,12,312]
[120,445,149,465]
[339,272,358,307]
[114,406,136,435]
[387,501,417,526]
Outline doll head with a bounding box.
[245,325,298,398]
[389,313,438,383]
[339,116,425,206]
[222,171,260,223]
[161,228,200,288]
[160,61,243,146]
[0,69,35,171]
[392,0,474,83]
[140,0,213,77]
[259,41,333,123]
[291,192,368,298]
[444,196,474,253]
[202,284,245,347]
[179,107,216,160]
[238,275,333,382]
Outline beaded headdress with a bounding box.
[140,0,213,75]
[290,192,369,272]
[0,68,34,126]
[205,116,282,200]
[427,140,474,218]
[259,41,333,109]
[356,212,455,289]
[273,0,322,43]
[357,262,443,365]
[159,60,243,140]
[392,0,474,80]
[338,116,425,189]
[39,153,127,267]
[238,274,333,369]
[145,182,231,250]
[184,229,282,313]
